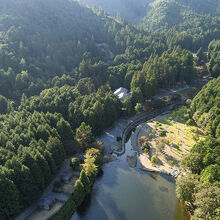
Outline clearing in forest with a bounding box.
[139,107,206,173]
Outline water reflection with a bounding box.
[71,136,189,220]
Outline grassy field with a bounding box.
[139,106,206,171]
[152,107,206,160]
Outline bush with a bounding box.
[49,195,77,220]
[159,130,167,137]
[73,179,86,206]
[151,155,160,164]
[135,103,142,113]
[70,157,80,170]
[169,160,174,166]
[151,129,156,136]
[186,119,195,126]
[141,142,150,153]
[79,170,91,194]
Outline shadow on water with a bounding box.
[73,191,127,220]
[125,127,136,143]
[71,129,189,220]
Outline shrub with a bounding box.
[73,179,86,206]
[159,130,167,137]
[151,155,159,164]
[70,157,80,170]
[79,170,91,194]
[141,142,150,153]
[169,160,174,166]
[186,119,195,126]
[151,129,156,136]
[185,99,192,106]
[135,103,142,113]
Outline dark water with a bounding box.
[71,138,189,220]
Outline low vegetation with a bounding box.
[151,155,160,165]
[50,148,102,220]
[70,158,80,170]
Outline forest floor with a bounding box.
[135,109,206,174]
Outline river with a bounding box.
[71,133,189,220]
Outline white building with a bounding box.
[114,87,131,102]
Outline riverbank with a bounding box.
[135,108,206,174]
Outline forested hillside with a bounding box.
[141,0,220,50]
[176,77,220,219]
[0,0,132,100]
[190,76,220,138]
[0,0,219,219]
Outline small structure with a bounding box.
[38,195,56,210]
[113,87,131,102]
[60,171,73,183]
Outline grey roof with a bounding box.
[38,195,55,210]
[114,87,131,102]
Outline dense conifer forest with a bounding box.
[0,0,219,219]
[176,76,220,219]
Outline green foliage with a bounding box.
[76,122,93,151]
[82,148,102,183]
[0,95,8,114]
[193,182,220,219]
[73,179,86,206]
[50,150,100,220]
[176,174,198,203]
[185,119,195,126]
[135,103,142,113]
[151,155,159,165]
[141,141,150,153]
[56,119,73,142]
[0,175,21,220]
[0,0,219,218]
[208,40,220,77]
[181,152,203,174]
[159,130,167,137]
[49,194,77,220]
[70,158,80,170]
[141,0,220,51]
[79,170,91,194]
[190,76,220,138]
[200,164,220,186]
[0,110,68,214]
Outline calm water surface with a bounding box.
[71,137,188,220]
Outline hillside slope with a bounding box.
[190,76,220,138]
[0,0,126,99]
[141,0,220,50]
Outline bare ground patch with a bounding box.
[138,109,206,173]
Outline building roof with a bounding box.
[113,87,131,102]
[38,195,55,210]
